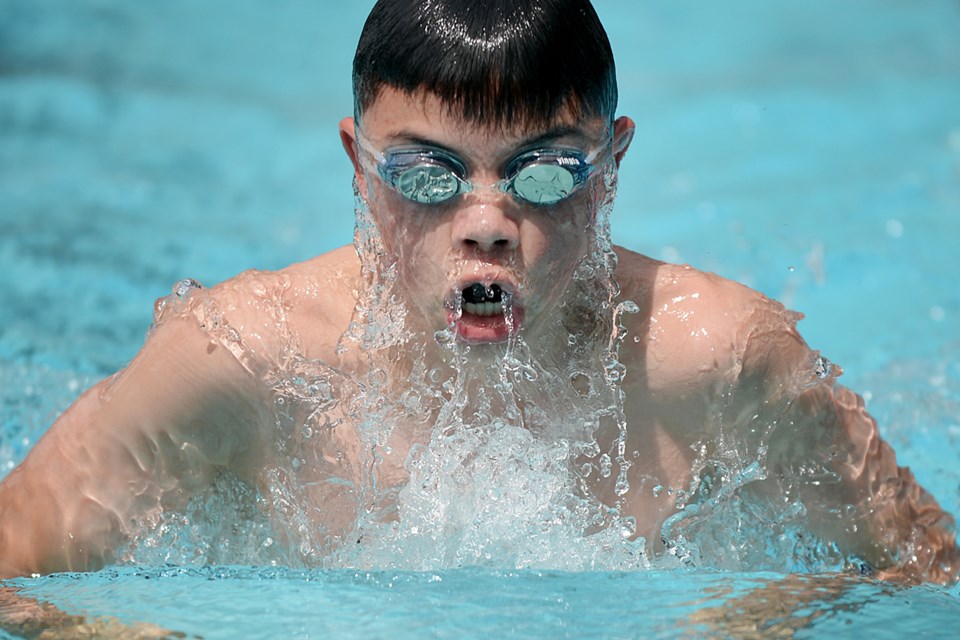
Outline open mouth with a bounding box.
[461,283,506,317]
[447,282,524,344]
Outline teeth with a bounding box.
[463,301,504,317]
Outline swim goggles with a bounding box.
[356,130,607,206]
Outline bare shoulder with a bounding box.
[613,246,805,395]
[173,245,361,367]
[279,245,361,361]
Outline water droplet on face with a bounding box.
[615,476,630,497]
[581,440,601,459]
[570,372,591,397]
[402,390,421,410]
[652,484,663,497]
[599,453,613,478]
[619,300,640,315]
[434,328,456,348]
[604,362,625,383]
[813,355,833,379]
[173,278,203,299]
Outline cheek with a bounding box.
[523,206,592,268]
[373,206,452,284]
[368,189,422,255]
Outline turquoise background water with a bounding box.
[1,0,959,637]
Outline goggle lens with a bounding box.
[358,131,604,207]
[395,164,463,204]
[511,163,577,205]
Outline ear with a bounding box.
[340,118,367,197]
[340,117,363,178]
[612,115,636,168]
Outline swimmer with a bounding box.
[0,0,956,584]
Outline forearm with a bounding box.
[0,288,272,579]
[730,309,958,584]
[0,372,222,578]
[0,444,126,578]
[770,382,958,584]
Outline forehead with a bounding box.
[360,87,608,148]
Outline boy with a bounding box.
[0,0,956,583]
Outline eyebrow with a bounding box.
[517,125,587,148]
[388,125,589,156]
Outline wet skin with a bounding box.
[339,88,635,350]
[0,89,956,584]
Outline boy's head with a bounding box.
[341,0,634,349]
[352,0,618,130]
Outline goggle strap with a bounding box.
[354,129,388,167]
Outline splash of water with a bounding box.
[118,150,933,579]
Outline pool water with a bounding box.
[7,566,960,639]
[1,0,959,637]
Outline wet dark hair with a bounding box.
[352,0,618,129]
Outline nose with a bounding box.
[451,201,520,255]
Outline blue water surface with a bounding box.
[1,0,959,637]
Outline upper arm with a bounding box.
[734,302,958,584]
[0,283,273,577]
